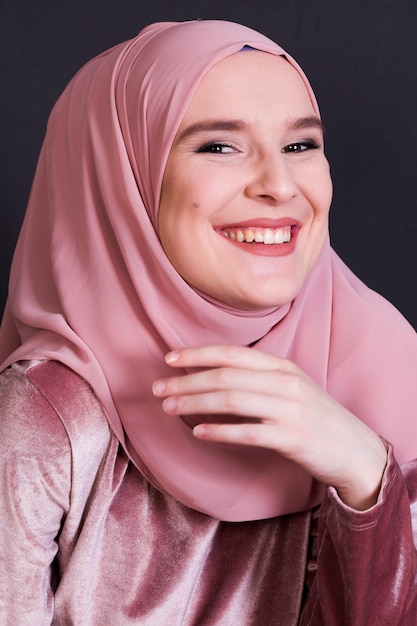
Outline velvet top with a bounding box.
[0,360,309,624]
[1,359,417,624]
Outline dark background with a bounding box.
[2,0,417,327]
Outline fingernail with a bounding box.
[193,425,206,438]
[162,397,177,413]
[165,351,180,363]
[152,380,166,396]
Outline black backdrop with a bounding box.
[2,0,417,327]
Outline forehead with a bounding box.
[180,50,317,122]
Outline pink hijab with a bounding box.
[1,20,417,521]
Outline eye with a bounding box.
[196,142,237,154]
[282,139,320,154]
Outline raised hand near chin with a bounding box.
[152,345,388,511]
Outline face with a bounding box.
[158,51,333,310]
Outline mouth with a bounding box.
[221,225,293,245]
[215,219,300,258]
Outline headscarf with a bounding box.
[1,20,417,521]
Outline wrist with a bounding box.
[335,437,388,511]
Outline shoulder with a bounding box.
[0,360,111,464]
[0,360,68,455]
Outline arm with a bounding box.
[0,366,71,625]
[152,344,417,622]
[301,446,417,625]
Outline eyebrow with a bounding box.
[287,116,323,133]
[175,120,249,143]
[175,116,324,144]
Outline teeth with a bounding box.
[244,229,255,243]
[223,226,292,245]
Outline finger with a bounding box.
[160,388,294,425]
[165,344,293,372]
[153,365,303,403]
[193,421,293,454]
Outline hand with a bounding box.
[152,345,388,511]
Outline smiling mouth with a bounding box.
[222,226,292,245]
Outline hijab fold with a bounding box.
[1,20,417,521]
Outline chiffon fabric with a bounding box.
[1,20,417,521]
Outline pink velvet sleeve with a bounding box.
[301,444,417,624]
[0,366,71,624]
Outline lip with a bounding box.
[214,218,300,257]
[215,217,300,230]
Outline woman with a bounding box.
[0,19,416,624]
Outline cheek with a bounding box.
[322,173,333,210]
[319,161,333,206]
[306,168,333,218]
[158,193,200,273]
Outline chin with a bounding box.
[228,289,299,311]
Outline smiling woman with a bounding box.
[159,51,332,309]
[0,19,417,625]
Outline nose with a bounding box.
[245,152,298,205]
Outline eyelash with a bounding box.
[195,139,320,155]
[196,142,236,154]
[283,140,320,153]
